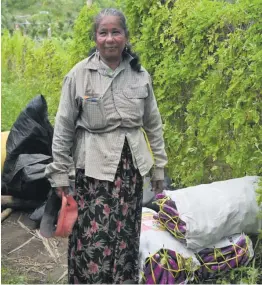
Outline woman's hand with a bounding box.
[151,180,164,195]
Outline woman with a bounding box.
[45,8,168,284]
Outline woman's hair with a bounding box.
[92,8,141,72]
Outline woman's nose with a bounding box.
[106,33,114,42]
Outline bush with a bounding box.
[124,0,262,187]
[1,30,72,128]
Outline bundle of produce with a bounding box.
[139,208,200,284]
[153,193,187,242]
[154,176,260,250]
[195,233,254,280]
[141,248,193,284]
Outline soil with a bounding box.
[1,210,68,284]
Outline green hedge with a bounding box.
[124,0,262,187]
[1,30,72,128]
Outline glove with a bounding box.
[151,180,164,195]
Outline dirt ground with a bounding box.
[1,210,69,284]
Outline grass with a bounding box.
[1,265,28,284]
[1,263,68,284]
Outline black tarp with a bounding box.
[2,95,53,201]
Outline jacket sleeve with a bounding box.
[45,74,80,187]
[143,74,168,181]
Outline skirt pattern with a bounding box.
[68,139,143,284]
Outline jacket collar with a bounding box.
[84,51,134,71]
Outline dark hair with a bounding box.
[92,8,141,72]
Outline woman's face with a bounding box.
[96,16,127,63]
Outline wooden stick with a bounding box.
[7,236,35,255]
[56,269,67,283]
[1,208,13,222]
[1,195,42,209]
[17,220,41,240]
[28,269,46,276]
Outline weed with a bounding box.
[1,265,28,284]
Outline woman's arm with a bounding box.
[143,75,168,182]
[45,75,80,188]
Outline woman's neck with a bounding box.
[100,56,121,71]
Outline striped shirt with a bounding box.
[45,52,168,187]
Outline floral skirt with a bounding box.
[68,139,143,284]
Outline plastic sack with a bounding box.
[139,208,200,284]
[162,176,260,250]
[195,233,254,280]
[1,95,53,201]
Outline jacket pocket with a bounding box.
[118,85,148,122]
[82,96,107,129]
[123,85,148,99]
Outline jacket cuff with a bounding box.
[151,167,164,181]
[48,173,70,188]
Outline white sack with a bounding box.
[139,207,200,275]
[164,176,261,250]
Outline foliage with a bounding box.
[1,30,72,128]
[1,0,85,40]
[69,4,100,66]
[124,0,262,188]
[1,265,28,284]
[1,1,124,130]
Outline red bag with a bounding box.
[55,192,78,237]
[40,190,78,238]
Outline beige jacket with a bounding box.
[45,52,167,187]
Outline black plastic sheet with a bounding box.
[2,95,53,201]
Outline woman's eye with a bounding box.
[113,31,120,35]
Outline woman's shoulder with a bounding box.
[66,54,97,77]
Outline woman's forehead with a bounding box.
[98,15,122,29]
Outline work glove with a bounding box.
[151,180,164,195]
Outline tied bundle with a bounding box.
[154,193,186,242]
[141,249,195,284]
[195,234,253,280]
